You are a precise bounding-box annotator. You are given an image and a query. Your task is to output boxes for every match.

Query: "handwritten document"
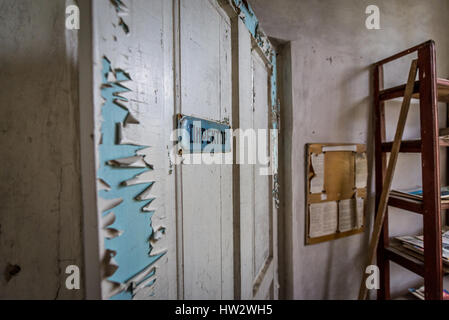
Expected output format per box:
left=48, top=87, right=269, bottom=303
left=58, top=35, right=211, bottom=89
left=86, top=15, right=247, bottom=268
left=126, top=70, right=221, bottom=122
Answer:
left=309, top=201, right=338, bottom=238
left=310, top=153, right=325, bottom=193
left=338, top=199, right=356, bottom=232
left=338, top=198, right=365, bottom=232
left=356, top=197, right=364, bottom=228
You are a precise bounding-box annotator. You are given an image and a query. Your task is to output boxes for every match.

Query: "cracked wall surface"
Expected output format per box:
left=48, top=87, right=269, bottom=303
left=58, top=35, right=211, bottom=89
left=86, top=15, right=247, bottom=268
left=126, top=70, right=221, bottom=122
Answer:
left=0, top=0, right=84, bottom=299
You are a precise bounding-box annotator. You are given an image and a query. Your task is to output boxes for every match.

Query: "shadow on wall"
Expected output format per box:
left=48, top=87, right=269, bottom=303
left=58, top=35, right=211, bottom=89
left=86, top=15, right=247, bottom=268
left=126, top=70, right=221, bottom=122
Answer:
left=0, top=0, right=84, bottom=299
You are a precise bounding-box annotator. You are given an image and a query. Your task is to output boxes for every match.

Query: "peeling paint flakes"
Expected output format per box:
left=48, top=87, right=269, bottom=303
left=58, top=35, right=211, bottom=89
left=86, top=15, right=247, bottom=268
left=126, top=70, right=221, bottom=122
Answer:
left=104, top=227, right=123, bottom=239
left=98, top=178, right=111, bottom=191
left=102, top=211, right=117, bottom=228
left=121, top=170, right=158, bottom=187
left=107, top=155, right=148, bottom=168
left=102, top=280, right=125, bottom=300
left=98, top=56, right=163, bottom=300
left=142, top=198, right=158, bottom=213
left=125, top=264, right=155, bottom=288
left=114, top=69, right=132, bottom=82
left=109, top=0, right=130, bottom=35
left=99, top=197, right=123, bottom=213
left=102, top=212, right=123, bottom=239
left=124, top=112, right=140, bottom=125
left=122, top=263, right=158, bottom=299
left=150, top=226, right=166, bottom=244
left=134, top=276, right=156, bottom=293
left=101, top=249, right=119, bottom=279
left=135, top=183, right=156, bottom=201
left=119, top=18, right=130, bottom=35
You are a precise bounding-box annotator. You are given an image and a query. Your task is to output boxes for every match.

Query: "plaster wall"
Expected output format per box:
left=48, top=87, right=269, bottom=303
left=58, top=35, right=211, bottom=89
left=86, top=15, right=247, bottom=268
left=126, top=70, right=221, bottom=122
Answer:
left=251, top=0, right=449, bottom=299
left=0, top=0, right=84, bottom=299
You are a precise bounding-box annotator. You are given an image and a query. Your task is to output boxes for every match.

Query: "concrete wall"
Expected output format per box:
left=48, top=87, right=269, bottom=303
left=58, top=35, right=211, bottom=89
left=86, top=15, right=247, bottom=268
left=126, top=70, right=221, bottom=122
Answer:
left=0, top=0, right=84, bottom=299
left=251, top=0, right=449, bottom=299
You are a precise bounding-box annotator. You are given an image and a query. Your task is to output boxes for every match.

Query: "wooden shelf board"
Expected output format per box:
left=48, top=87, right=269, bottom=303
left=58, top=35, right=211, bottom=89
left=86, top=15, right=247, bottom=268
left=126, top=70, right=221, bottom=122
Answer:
left=385, top=242, right=449, bottom=275
left=388, top=195, right=449, bottom=213
left=381, top=140, right=421, bottom=153
left=379, top=78, right=449, bottom=103
left=381, top=137, right=449, bottom=153
left=384, top=245, right=425, bottom=277
left=388, top=196, right=423, bottom=213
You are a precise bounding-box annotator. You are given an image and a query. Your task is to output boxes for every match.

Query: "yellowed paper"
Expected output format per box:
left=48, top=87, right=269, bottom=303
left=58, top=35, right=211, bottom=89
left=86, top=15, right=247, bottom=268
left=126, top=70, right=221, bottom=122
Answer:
left=338, top=199, right=356, bottom=232
left=355, top=153, right=368, bottom=188
left=309, top=201, right=338, bottom=238
left=356, top=197, right=364, bottom=228
left=310, top=153, right=324, bottom=193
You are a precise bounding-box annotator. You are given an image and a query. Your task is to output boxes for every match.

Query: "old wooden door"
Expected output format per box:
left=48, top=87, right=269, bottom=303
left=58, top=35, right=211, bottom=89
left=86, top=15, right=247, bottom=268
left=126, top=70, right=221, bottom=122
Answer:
left=90, top=0, right=280, bottom=300
left=88, top=0, right=278, bottom=300
left=174, top=0, right=234, bottom=299
left=174, top=1, right=278, bottom=300
left=234, top=17, right=279, bottom=300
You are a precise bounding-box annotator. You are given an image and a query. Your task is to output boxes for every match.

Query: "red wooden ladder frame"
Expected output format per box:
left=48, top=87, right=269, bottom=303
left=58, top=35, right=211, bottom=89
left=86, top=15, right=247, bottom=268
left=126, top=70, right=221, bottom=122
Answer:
left=373, top=40, right=443, bottom=300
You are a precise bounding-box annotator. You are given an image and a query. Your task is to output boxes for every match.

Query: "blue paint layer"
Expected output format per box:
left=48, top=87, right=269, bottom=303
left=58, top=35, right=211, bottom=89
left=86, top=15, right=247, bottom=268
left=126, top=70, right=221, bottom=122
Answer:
left=178, top=115, right=232, bottom=153
left=233, top=0, right=259, bottom=36
left=99, top=1, right=278, bottom=300
left=233, top=0, right=278, bottom=127
left=98, top=57, right=163, bottom=300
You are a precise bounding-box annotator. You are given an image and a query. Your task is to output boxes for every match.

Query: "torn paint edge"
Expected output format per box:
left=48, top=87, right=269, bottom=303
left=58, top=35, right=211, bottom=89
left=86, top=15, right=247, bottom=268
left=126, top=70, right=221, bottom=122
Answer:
left=230, top=0, right=279, bottom=201
left=98, top=56, right=165, bottom=300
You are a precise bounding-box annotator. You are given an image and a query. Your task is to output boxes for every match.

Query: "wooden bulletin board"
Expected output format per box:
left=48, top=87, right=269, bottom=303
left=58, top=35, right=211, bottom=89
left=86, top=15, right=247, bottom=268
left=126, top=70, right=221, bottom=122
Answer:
left=306, top=143, right=367, bottom=245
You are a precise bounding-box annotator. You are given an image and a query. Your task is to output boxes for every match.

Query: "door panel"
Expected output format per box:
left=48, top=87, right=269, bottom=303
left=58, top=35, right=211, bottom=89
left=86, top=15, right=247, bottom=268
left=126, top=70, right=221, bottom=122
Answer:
left=174, top=0, right=277, bottom=300
left=253, top=51, right=271, bottom=278
left=178, top=0, right=233, bottom=299
left=236, top=17, right=277, bottom=300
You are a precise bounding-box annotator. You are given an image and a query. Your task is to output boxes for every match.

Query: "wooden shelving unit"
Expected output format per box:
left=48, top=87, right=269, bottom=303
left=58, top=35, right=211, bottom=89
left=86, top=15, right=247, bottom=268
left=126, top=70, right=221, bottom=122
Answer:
left=374, top=40, right=448, bottom=300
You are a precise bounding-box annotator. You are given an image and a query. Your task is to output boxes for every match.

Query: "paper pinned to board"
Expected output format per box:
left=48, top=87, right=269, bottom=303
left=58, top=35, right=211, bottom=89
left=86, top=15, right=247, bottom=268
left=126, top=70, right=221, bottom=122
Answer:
left=310, top=153, right=325, bottom=193
left=309, top=201, right=338, bottom=238
left=338, top=199, right=357, bottom=232
left=322, top=145, right=357, bottom=152
left=338, top=198, right=365, bottom=232
left=355, top=153, right=368, bottom=188
left=356, top=197, right=364, bottom=228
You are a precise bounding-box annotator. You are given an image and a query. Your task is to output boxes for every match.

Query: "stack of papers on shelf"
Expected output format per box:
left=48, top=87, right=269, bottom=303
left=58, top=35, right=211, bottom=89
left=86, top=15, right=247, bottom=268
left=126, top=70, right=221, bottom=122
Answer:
left=408, top=286, right=449, bottom=300
left=395, top=230, right=449, bottom=266
left=390, top=186, right=449, bottom=203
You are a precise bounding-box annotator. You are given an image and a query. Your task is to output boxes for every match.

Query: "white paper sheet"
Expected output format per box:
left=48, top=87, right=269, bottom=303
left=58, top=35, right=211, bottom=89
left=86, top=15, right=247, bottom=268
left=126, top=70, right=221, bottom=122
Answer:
left=310, top=153, right=325, bottom=193
left=322, top=145, right=357, bottom=152
left=355, top=153, right=368, bottom=188
left=338, top=199, right=356, bottom=232
left=309, top=201, right=338, bottom=238
left=356, top=197, right=364, bottom=228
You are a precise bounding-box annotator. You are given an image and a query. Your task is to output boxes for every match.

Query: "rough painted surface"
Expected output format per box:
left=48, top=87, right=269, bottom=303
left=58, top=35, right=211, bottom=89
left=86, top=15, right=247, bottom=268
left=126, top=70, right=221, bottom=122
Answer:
left=93, top=0, right=176, bottom=300
left=0, top=0, right=84, bottom=299
left=232, top=0, right=277, bottom=109
left=251, top=0, right=449, bottom=299
left=231, top=0, right=279, bottom=202
left=97, top=57, right=164, bottom=300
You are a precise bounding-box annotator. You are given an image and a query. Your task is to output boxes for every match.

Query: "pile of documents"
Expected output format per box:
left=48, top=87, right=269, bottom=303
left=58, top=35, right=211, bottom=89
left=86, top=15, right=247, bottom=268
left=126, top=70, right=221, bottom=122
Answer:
left=408, top=286, right=449, bottom=300
left=390, top=186, right=449, bottom=203
left=395, top=230, right=449, bottom=267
